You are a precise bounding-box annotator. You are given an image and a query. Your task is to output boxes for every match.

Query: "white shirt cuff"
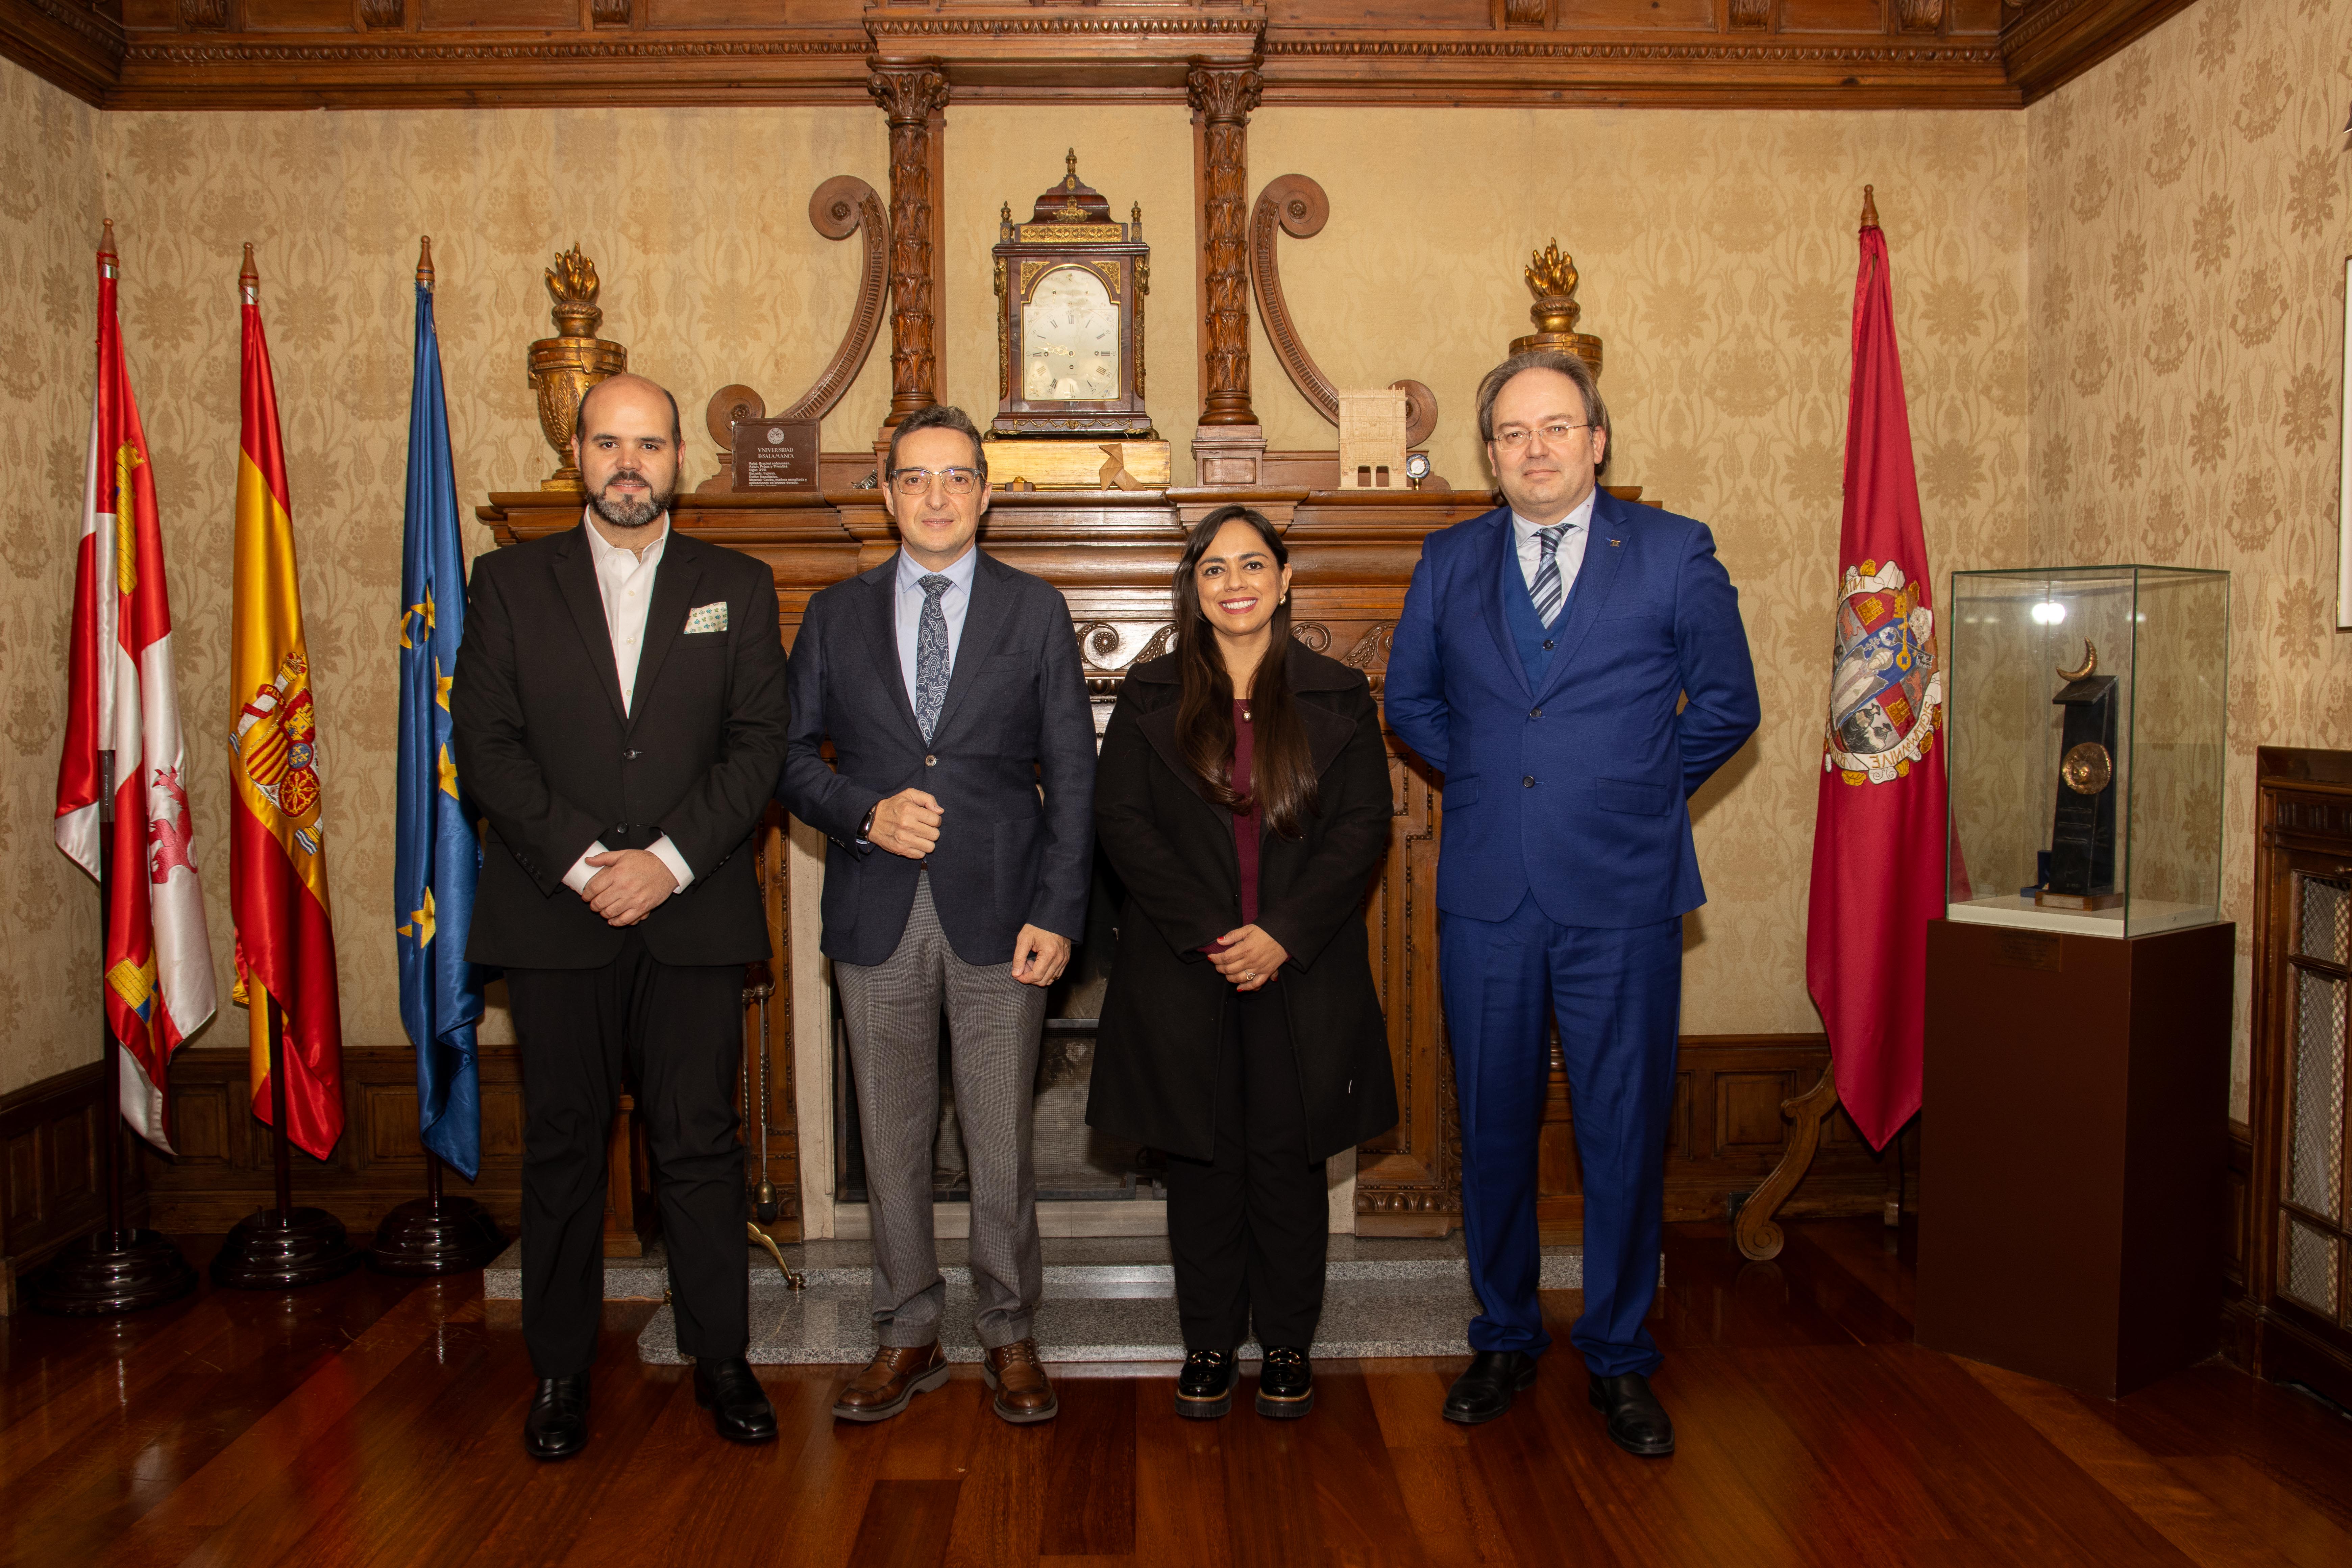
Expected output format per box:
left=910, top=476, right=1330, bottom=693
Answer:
left=647, top=834, right=694, bottom=892
left=562, top=840, right=609, bottom=896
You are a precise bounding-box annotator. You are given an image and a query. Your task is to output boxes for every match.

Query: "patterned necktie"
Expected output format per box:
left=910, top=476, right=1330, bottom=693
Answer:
left=914, top=573, right=954, bottom=741
left=1529, top=522, right=1572, bottom=627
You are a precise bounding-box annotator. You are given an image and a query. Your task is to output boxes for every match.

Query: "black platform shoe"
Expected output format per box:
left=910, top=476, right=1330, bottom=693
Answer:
left=1176, top=1348, right=1238, bottom=1420
left=1589, top=1372, right=1675, bottom=1457
left=695, top=1356, right=779, bottom=1445
left=1256, top=1346, right=1314, bottom=1419
left=1441, top=1350, right=1537, bottom=1425
left=524, top=1371, right=590, bottom=1461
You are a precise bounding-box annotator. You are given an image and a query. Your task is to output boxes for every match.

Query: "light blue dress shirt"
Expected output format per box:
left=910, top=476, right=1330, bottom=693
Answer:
left=893, top=543, right=979, bottom=717
left=1510, top=488, right=1597, bottom=617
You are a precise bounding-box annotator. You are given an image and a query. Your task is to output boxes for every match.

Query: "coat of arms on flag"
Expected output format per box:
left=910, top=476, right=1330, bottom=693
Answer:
left=1824, top=558, right=1941, bottom=786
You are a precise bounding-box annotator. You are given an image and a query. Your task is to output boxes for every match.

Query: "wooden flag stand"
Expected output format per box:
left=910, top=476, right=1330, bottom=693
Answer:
left=211, top=994, right=361, bottom=1289
left=30, top=753, right=200, bottom=1316
left=371, top=1152, right=505, bottom=1275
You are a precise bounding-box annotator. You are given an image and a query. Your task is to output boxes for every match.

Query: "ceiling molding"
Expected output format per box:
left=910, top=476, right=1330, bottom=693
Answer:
left=2000, top=0, right=2198, bottom=104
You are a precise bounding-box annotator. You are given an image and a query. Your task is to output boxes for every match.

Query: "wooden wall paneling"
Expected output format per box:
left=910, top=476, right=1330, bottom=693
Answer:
left=0, top=1060, right=149, bottom=1314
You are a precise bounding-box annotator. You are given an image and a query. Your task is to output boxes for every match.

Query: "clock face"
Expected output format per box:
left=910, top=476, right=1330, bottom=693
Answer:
left=1022, top=266, right=1119, bottom=402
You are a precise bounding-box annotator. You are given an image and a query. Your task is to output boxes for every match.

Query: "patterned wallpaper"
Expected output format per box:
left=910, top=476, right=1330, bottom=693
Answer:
left=2026, top=0, right=2352, bottom=1120
left=1246, top=106, right=2033, bottom=1034
left=0, top=64, right=104, bottom=1096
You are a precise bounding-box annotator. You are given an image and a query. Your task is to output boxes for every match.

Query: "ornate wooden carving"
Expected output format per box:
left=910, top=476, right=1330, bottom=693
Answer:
left=784, top=175, right=891, bottom=423
left=525, top=244, right=627, bottom=490
left=2001, top=0, right=2197, bottom=104
left=1187, top=63, right=1263, bottom=432
left=591, top=0, right=631, bottom=26
left=178, top=0, right=229, bottom=30
left=1731, top=1068, right=1841, bottom=1260
left=1898, top=0, right=1945, bottom=32
left=1501, top=0, right=1549, bottom=28
left=1728, top=0, right=1772, bottom=27
left=1248, top=173, right=1438, bottom=448
left=360, top=0, right=403, bottom=29
left=869, top=63, right=950, bottom=430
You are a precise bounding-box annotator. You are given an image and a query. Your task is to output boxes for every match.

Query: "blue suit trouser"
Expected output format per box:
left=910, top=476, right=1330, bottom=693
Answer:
left=1440, top=892, right=1681, bottom=1377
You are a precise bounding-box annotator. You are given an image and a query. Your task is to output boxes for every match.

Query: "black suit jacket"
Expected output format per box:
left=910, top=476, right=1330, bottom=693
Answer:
left=450, top=523, right=790, bottom=971
left=777, top=548, right=1094, bottom=967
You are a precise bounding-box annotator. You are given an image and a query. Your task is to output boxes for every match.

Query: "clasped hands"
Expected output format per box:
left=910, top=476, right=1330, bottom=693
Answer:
left=870, top=787, right=1070, bottom=989
left=583, top=848, right=678, bottom=927
left=1208, top=925, right=1288, bottom=993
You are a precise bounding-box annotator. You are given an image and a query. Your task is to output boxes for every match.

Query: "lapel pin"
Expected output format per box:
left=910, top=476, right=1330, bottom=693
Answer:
left=1609, top=539, right=1621, bottom=547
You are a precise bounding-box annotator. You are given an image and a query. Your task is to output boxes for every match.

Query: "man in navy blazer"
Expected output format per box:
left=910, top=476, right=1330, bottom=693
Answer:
left=1386, top=348, right=1759, bottom=1453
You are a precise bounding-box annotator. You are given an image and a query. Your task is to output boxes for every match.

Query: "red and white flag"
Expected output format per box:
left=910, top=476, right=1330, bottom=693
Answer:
left=53, top=221, right=217, bottom=1152
left=1804, top=190, right=1947, bottom=1152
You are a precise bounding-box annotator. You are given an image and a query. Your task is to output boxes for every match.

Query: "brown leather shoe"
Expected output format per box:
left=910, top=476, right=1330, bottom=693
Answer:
left=981, top=1339, right=1059, bottom=1424
left=832, top=1342, right=950, bottom=1423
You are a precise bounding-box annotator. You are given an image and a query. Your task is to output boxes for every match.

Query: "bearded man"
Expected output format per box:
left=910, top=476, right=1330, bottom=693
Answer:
left=451, top=373, right=792, bottom=1459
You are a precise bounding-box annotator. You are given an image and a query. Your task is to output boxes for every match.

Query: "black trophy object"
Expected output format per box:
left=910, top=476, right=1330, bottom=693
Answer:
left=371, top=1149, right=505, bottom=1275
left=29, top=752, right=200, bottom=1317
left=211, top=993, right=362, bottom=1289
left=2038, top=639, right=2123, bottom=912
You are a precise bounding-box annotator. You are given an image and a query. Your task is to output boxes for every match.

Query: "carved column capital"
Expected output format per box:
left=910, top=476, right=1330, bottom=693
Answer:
left=1185, top=63, right=1264, bottom=126
left=868, top=63, right=951, bottom=127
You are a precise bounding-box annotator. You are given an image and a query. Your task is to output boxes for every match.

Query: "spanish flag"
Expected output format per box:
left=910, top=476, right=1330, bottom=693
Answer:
left=229, top=243, right=344, bottom=1161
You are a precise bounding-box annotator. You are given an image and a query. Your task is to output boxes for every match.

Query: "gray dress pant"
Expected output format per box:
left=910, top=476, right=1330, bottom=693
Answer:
left=834, top=873, right=1047, bottom=1348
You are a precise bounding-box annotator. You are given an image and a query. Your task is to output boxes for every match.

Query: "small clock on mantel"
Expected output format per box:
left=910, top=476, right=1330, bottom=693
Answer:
left=990, top=150, right=1154, bottom=440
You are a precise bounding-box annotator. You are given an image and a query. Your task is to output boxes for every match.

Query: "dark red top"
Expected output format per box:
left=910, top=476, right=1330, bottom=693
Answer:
left=1204, top=699, right=1261, bottom=955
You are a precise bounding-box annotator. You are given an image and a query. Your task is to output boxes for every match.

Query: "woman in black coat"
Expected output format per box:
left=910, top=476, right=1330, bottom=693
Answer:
left=1087, top=505, right=1400, bottom=1422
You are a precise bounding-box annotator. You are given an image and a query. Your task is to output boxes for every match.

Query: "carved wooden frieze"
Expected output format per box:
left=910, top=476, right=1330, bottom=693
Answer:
left=1187, top=63, right=1263, bottom=433
left=869, top=64, right=951, bottom=428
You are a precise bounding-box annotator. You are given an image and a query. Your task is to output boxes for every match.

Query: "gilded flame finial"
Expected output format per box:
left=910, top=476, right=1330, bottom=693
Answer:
left=544, top=242, right=603, bottom=337
left=1511, top=238, right=1602, bottom=374
left=1525, top=239, right=1578, bottom=304
left=528, top=241, right=627, bottom=489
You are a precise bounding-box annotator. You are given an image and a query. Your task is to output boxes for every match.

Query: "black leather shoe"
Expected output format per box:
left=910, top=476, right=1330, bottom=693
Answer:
left=1175, top=1348, right=1238, bottom=1420
left=524, top=1371, right=590, bottom=1461
left=1441, top=1350, right=1537, bottom=1425
left=1589, top=1372, right=1675, bottom=1457
left=695, top=1356, right=778, bottom=1445
left=1256, top=1346, right=1314, bottom=1419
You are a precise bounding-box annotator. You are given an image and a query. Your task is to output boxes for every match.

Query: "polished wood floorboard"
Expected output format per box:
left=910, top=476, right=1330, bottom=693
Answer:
left=3, top=1221, right=2348, bottom=1568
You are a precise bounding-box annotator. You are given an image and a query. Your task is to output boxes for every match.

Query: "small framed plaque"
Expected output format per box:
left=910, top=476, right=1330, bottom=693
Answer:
left=732, top=418, right=819, bottom=491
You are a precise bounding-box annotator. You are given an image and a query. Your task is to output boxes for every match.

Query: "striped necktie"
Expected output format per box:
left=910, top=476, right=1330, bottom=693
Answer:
left=1529, top=522, right=1572, bottom=627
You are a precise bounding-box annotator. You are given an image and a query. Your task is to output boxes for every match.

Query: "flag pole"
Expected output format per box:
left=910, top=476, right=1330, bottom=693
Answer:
left=370, top=234, right=505, bottom=1278
left=29, top=749, right=200, bottom=1315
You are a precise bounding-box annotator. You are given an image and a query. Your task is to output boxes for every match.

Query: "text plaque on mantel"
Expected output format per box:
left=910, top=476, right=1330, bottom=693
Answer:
left=732, top=419, right=819, bottom=491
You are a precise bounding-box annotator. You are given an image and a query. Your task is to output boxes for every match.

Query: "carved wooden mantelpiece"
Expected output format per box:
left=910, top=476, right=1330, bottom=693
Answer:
left=3, top=0, right=2186, bottom=111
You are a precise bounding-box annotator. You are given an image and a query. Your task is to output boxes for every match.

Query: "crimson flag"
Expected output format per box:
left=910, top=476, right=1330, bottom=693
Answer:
left=1805, top=192, right=1947, bottom=1152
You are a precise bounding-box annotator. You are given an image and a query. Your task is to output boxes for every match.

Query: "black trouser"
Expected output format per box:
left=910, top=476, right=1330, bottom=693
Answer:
left=1163, top=979, right=1327, bottom=1352
left=508, top=932, right=749, bottom=1378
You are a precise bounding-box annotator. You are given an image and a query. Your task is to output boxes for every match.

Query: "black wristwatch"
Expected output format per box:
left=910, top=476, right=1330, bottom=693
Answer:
left=859, top=804, right=878, bottom=840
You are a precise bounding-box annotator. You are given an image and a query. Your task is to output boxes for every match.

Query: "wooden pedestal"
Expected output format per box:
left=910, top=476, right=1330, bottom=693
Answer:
left=1916, top=917, right=2233, bottom=1398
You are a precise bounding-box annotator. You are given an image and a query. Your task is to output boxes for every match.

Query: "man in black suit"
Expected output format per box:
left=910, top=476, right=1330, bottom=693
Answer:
left=451, top=373, right=790, bottom=1459
left=778, top=403, right=1094, bottom=1426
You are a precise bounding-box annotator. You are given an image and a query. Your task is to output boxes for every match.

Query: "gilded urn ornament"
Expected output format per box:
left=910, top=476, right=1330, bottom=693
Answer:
left=1511, top=239, right=1604, bottom=374
left=527, top=243, right=628, bottom=490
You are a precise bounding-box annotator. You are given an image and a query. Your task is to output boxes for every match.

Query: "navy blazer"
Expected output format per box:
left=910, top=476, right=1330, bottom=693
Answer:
left=1383, top=494, right=1760, bottom=928
left=776, top=547, right=1096, bottom=967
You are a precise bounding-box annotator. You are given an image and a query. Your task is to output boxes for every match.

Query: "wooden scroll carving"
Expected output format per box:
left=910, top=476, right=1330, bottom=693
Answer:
left=1731, top=1067, right=1841, bottom=1261
left=694, top=175, right=888, bottom=492
left=869, top=63, right=951, bottom=428
left=1247, top=173, right=1438, bottom=449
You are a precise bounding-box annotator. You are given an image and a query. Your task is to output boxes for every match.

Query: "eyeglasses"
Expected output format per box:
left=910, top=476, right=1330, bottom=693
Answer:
left=890, top=466, right=982, bottom=496
left=1491, top=421, right=1592, bottom=452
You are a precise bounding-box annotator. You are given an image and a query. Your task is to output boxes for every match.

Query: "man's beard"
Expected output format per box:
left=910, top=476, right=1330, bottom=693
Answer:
left=588, top=470, right=673, bottom=532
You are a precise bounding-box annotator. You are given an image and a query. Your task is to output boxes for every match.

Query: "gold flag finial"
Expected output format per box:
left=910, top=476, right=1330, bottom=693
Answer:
left=98, top=217, right=117, bottom=258
left=417, top=235, right=436, bottom=290
left=1860, top=185, right=1880, bottom=231
left=240, top=242, right=259, bottom=305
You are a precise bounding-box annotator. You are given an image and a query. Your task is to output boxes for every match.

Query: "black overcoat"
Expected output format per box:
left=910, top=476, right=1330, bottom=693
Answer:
left=1085, top=644, right=1401, bottom=1163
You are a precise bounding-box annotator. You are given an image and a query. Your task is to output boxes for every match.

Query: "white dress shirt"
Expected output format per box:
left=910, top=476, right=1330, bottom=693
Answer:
left=893, top=542, right=979, bottom=714
left=561, top=514, right=694, bottom=898
left=1511, top=489, right=1598, bottom=619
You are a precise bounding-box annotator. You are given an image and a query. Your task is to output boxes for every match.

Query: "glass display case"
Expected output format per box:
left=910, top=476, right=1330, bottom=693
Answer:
left=1946, top=565, right=2228, bottom=939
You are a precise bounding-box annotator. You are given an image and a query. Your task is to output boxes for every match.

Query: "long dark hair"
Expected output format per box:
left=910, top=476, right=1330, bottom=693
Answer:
left=1170, top=506, right=1320, bottom=838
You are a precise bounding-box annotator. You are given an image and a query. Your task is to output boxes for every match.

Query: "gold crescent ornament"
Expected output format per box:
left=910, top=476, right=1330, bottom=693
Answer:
left=2056, top=639, right=2097, bottom=682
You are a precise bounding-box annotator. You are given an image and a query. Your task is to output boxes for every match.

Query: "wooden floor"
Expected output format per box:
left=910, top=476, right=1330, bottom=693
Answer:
left=4, top=1220, right=2350, bottom=1568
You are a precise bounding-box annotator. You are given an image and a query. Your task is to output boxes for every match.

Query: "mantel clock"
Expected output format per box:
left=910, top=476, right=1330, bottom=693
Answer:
left=991, top=151, right=1154, bottom=440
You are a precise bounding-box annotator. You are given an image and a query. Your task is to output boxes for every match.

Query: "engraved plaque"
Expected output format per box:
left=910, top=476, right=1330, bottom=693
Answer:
left=731, top=419, right=819, bottom=491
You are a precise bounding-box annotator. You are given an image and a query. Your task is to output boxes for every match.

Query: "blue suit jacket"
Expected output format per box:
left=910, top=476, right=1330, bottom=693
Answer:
left=1384, top=494, right=1761, bottom=928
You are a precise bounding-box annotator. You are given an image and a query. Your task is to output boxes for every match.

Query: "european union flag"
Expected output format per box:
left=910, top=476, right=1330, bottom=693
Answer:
left=395, top=242, right=486, bottom=1180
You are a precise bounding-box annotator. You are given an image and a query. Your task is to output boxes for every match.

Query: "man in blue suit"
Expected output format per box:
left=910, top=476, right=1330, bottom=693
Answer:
left=1386, top=349, right=1759, bottom=1453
